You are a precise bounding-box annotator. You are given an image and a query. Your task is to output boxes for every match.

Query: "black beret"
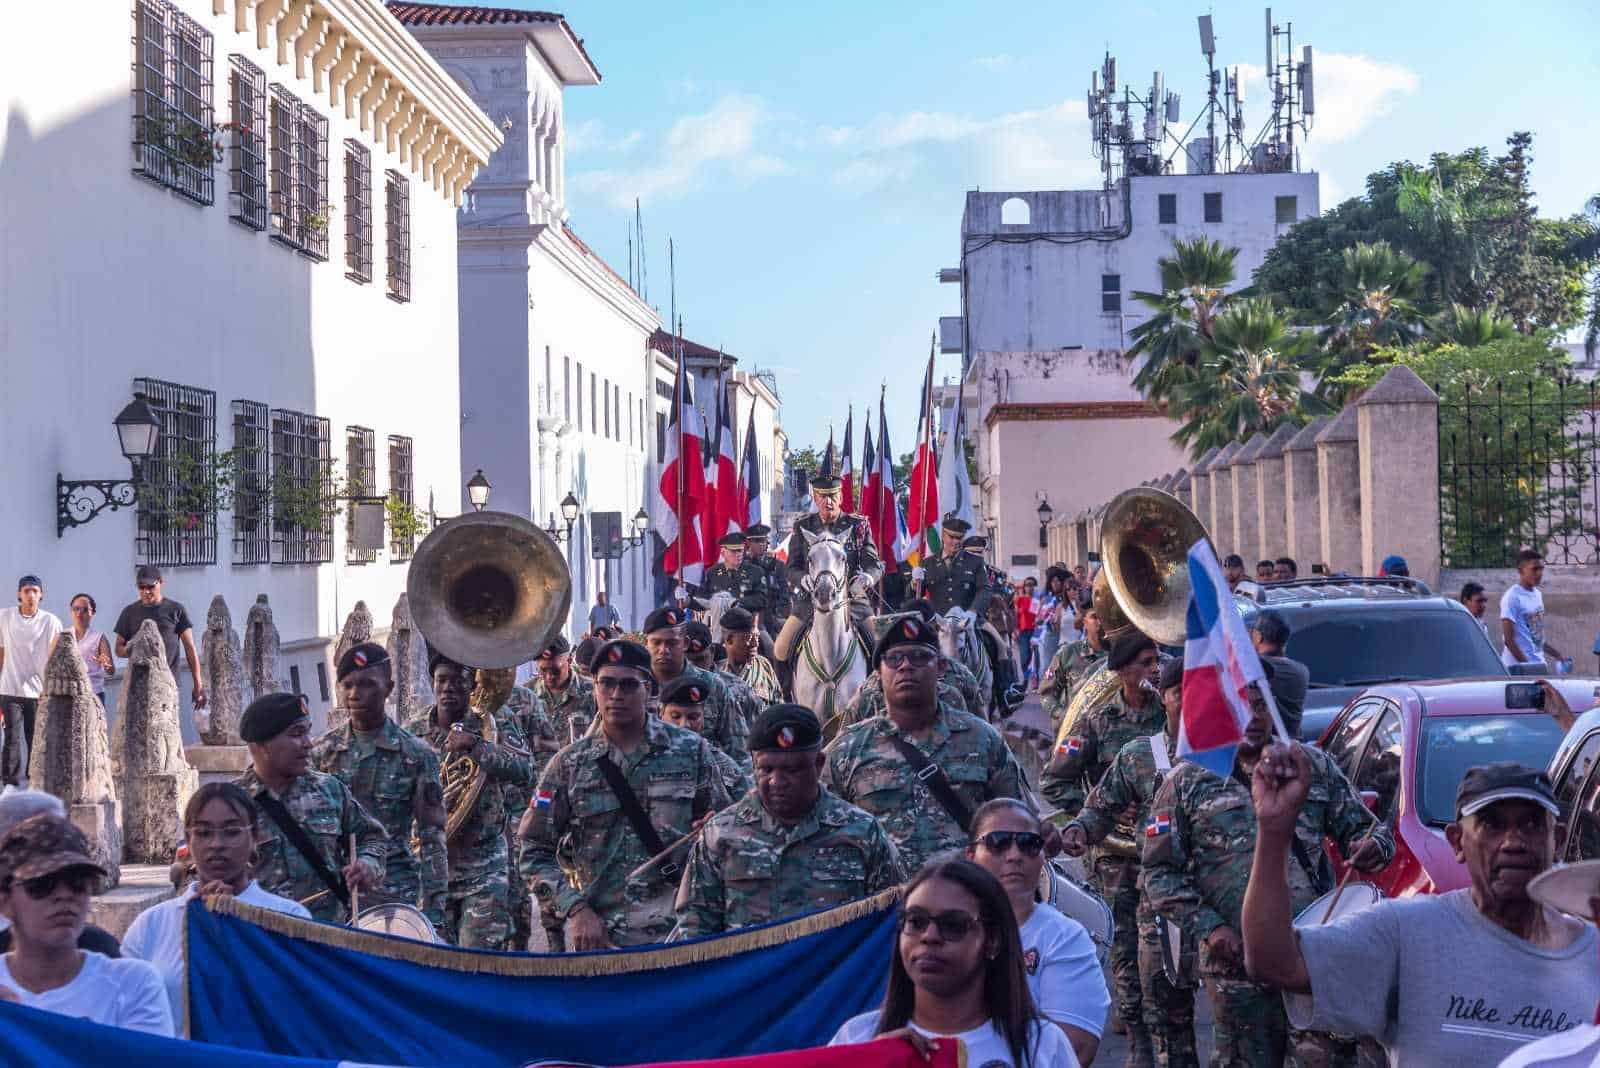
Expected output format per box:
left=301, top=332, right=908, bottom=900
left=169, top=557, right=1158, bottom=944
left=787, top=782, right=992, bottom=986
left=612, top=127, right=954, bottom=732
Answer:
left=743, top=524, right=771, bottom=539
left=684, top=621, right=713, bottom=652
left=720, top=606, right=756, bottom=633
left=717, top=532, right=744, bottom=548
left=336, top=641, right=390, bottom=682
left=643, top=606, right=686, bottom=634
left=539, top=634, right=571, bottom=659
left=1106, top=632, right=1156, bottom=671
left=590, top=639, right=651, bottom=675
left=239, top=693, right=309, bottom=743
left=574, top=636, right=600, bottom=670
left=872, top=615, right=939, bottom=670
left=750, top=704, right=823, bottom=753
left=1158, top=657, right=1185, bottom=692
left=660, top=676, right=708, bottom=706
left=427, top=649, right=472, bottom=679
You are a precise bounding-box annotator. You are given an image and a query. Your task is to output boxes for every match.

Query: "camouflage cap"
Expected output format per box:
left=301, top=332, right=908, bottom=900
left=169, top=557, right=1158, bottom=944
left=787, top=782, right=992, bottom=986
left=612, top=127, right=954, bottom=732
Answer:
left=0, top=814, right=105, bottom=887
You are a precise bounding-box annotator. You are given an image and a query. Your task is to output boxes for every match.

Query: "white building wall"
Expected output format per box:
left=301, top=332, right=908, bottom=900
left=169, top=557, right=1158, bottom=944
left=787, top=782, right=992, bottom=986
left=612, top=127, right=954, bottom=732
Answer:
left=0, top=2, right=488, bottom=732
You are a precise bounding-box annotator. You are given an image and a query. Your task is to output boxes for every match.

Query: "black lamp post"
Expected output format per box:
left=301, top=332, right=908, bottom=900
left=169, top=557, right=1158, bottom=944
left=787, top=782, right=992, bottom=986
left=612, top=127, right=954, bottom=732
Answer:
left=466, top=469, right=492, bottom=512
left=57, top=393, right=163, bottom=536
left=1037, top=496, right=1053, bottom=550
left=545, top=491, right=580, bottom=543
left=624, top=507, right=650, bottom=549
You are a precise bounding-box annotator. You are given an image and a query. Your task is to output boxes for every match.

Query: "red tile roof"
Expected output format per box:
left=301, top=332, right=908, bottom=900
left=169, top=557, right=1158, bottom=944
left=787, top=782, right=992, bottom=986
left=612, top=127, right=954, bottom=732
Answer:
left=649, top=329, right=730, bottom=363
left=386, top=3, right=562, bottom=26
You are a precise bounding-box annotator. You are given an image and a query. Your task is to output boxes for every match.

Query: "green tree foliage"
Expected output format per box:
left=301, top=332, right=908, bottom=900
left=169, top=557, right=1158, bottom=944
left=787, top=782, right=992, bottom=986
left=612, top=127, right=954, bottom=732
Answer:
left=1317, top=241, right=1431, bottom=384
left=1125, top=236, right=1240, bottom=402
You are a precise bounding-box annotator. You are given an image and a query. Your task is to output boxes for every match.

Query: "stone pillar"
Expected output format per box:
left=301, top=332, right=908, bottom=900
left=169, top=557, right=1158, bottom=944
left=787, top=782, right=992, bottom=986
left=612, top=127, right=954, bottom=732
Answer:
left=1189, top=447, right=1219, bottom=536
left=1231, top=433, right=1268, bottom=558
left=327, top=601, right=375, bottom=731
left=1358, top=366, right=1442, bottom=586
left=1317, top=407, right=1363, bottom=573
left=1254, top=425, right=1298, bottom=561
left=1284, top=418, right=1327, bottom=569
left=386, top=593, right=432, bottom=726
left=199, top=595, right=244, bottom=745
left=242, top=595, right=282, bottom=703
left=112, top=620, right=198, bottom=864
left=1208, top=440, right=1242, bottom=556
left=31, top=634, right=121, bottom=887
left=1169, top=469, right=1190, bottom=512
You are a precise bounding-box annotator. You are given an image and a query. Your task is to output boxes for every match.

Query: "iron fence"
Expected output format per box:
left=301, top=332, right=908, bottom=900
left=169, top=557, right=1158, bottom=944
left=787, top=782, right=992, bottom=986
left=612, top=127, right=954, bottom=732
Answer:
left=1438, top=377, right=1600, bottom=567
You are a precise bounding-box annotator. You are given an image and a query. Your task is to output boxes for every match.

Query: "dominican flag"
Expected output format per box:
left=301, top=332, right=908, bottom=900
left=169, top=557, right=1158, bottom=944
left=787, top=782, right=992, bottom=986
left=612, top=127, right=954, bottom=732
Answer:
left=738, top=404, right=761, bottom=529
left=1178, top=540, right=1287, bottom=775
left=904, top=340, right=940, bottom=567
left=702, top=365, right=740, bottom=562
left=1145, top=811, right=1171, bottom=838
left=860, top=416, right=879, bottom=546
left=655, top=353, right=708, bottom=582
left=840, top=406, right=855, bottom=514
left=872, top=394, right=900, bottom=574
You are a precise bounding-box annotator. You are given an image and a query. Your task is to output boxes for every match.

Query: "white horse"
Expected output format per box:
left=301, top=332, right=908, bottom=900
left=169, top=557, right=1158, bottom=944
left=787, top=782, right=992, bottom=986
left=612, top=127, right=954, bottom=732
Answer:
left=935, top=607, right=994, bottom=715
left=791, top=529, right=868, bottom=724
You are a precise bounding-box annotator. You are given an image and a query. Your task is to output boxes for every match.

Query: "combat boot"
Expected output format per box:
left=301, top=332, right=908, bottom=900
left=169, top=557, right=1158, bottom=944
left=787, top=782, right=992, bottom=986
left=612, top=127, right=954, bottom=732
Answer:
left=1124, top=1026, right=1155, bottom=1068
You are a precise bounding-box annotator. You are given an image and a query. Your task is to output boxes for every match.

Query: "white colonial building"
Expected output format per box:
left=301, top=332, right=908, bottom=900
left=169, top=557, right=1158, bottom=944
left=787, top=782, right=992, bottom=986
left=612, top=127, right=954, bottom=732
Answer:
left=0, top=1, right=499, bottom=726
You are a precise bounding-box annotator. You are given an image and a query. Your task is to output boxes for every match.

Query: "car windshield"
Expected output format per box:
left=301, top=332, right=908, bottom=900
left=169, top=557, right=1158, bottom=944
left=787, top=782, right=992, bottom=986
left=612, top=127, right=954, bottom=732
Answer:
left=1284, top=613, right=1503, bottom=688
left=1416, top=714, right=1566, bottom=826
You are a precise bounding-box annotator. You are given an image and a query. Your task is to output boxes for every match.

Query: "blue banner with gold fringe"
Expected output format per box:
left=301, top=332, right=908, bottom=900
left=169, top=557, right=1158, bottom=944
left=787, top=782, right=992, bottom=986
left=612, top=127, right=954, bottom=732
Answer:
left=185, top=888, right=902, bottom=1066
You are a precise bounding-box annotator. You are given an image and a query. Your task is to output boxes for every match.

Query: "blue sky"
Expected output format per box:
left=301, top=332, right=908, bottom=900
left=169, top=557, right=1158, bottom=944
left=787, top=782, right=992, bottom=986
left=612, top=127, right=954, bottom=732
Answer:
left=516, top=0, right=1598, bottom=452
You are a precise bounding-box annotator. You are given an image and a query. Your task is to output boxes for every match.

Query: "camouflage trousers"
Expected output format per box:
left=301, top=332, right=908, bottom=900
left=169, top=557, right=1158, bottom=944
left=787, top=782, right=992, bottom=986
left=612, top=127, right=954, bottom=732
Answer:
left=504, top=832, right=532, bottom=950
left=1137, top=916, right=1198, bottom=1068
left=1096, top=854, right=1143, bottom=1029
left=443, top=868, right=512, bottom=951
left=1206, top=974, right=1357, bottom=1068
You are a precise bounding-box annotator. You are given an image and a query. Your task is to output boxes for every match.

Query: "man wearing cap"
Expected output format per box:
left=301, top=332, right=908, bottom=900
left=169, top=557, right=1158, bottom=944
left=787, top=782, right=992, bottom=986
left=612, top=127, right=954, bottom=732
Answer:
left=821, top=616, right=1029, bottom=872
left=672, top=704, right=903, bottom=941
left=519, top=639, right=731, bottom=950
left=836, top=607, right=985, bottom=731
left=1062, top=657, right=1198, bottom=1068
left=1243, top=761, right=1600, bottom=1067
left=914, top=516, right=992, bottom=620
left=684, top=620, right=765, bottom=730
left=310, top=642, right=448, bottom=931
left=0, top=575, right=63, bottom=787
left=1251, top=611, right=1311, bottom=737
left=776, top=460, right=882, bottom=665
left=660, top=676, right=751, bottom=801
left=720, top=606, right=783, bottom=705
left=743, top=525, right=790, bottom=638
left=642, top=607, right=750, bottom=769
left=112, top=565, right=203, bottom=711
left=534, top=635, right=596, bottom=745
left=699, top=533, right=768, bottom=616
left=1039, top=606, right=1108, bottom=734
left=1143, top=672, right=1392, bottom=1068
left=234, top=693, right=387, bottom=923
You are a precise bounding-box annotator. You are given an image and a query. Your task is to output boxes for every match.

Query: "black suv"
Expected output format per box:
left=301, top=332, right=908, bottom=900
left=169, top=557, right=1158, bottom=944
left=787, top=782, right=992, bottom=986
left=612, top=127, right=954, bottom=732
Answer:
left=1234, top=578, right=1507, bottom=742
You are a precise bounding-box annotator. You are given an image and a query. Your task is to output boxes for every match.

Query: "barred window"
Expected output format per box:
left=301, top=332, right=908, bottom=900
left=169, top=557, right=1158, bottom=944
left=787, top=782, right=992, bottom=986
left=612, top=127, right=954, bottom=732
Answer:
left=227, top=55, right=267, bottom=230
left=388, top=435, right=416, bottom=559
left=345, top=426, right=377, bottom=563
left=231, top=400, right=271, bottom=565
left=268, top=84, right=330, bottom=258
left=385, top=169, right=411, bottom=302
left=344, top=139, right=372, bottom=282
left=270, top=408, right=333, bottom=564
left=134, top=377, right=218, bottom=567
left=131, top=0, right=215, bottom=205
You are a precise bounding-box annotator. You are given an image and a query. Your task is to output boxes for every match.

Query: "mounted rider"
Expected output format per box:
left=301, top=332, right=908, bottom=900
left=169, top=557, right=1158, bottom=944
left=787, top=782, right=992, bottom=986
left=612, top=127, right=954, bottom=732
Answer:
left=774, top=455, right=882, bottom=666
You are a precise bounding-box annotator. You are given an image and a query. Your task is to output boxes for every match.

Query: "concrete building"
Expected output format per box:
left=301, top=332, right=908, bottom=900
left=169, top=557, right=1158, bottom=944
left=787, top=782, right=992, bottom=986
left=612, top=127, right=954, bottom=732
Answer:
left=1, top=0, right=499, bottom=730
left=941, top=171, right=1319, bottom=575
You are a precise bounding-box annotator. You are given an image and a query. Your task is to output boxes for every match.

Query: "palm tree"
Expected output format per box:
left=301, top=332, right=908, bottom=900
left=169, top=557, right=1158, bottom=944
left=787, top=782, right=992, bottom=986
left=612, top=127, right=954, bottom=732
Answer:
left=1126, top=236, right=1240, bottom=402
left=1429, top=303, right=1517, bottom=346
left=1167, top=298, right=1328, bottom=454
left=1318, top=241, right=1430, bottom=384
left=1584, top=194, right=1600, bottom=359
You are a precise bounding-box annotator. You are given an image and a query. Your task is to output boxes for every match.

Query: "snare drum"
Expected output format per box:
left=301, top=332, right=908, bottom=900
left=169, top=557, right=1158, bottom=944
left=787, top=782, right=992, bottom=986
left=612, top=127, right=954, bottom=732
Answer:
left=1293, top=882, right=1381, bottom=928
left=354, top=903, right=443, bottom=943
left=1037, top=860, right=1115, bottom=964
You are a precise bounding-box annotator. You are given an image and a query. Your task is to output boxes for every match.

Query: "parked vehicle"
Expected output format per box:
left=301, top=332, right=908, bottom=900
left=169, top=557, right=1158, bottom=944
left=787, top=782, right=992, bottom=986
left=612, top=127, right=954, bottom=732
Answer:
left=1543, top=696, right=1600, bottom=861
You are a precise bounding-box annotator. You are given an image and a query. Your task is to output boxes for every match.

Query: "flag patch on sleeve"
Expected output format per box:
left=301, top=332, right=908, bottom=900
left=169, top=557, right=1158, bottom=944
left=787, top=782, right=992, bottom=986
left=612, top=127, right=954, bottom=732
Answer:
left=1057, top=737, right=1083, bottom=756
left=1146, top=812, right=1171, bottom=837
left=533, top=788, right=555, bottom=809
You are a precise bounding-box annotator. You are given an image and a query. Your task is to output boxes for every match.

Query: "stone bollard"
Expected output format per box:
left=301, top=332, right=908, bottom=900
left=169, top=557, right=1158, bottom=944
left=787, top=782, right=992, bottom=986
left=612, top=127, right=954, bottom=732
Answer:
left=1358, top=366, right=1442, bottom=586
left=1284, top=418, right=1328, bottom=571
left=1208, top=440, right=1242, bottom=558
left=189, top=595, right=251, bottom=787
left=327, top=600, right=374, bottom=730
left=385, top=593, right=432, bottom=725
left=32, top=634, right=122, bottom=887
left=1317, top=406, right=1363, bottom=574
left=113, top=620, right=198, bottom=864
left=243, top=594, right=283, bottom=702
left=1188, top=446, right=1219, bottom=539
left=1169, top=469, right=1190, bottom=513
left=1254, top=425, right=1298, bottom=562
left=1231, top=433, right=1268, bottom=561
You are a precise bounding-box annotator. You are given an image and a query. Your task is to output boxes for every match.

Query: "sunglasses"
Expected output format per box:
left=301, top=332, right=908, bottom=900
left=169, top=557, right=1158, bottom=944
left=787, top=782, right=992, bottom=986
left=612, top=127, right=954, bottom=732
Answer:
left=882, top=649, right=938, bottom=670
left=18, top=870, right=96, bottom=899
left=899, top=908, right=982, bottom=942
left=595, top=677, right=646, bottom=695
left=978, top=830, right=1045, bottom=856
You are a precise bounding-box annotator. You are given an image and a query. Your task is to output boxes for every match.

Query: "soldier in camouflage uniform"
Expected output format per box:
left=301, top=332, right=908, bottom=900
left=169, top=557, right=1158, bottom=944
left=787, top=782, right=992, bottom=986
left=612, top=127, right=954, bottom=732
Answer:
left=660, top=675, right=751, bottom=801
left=519, top=639, right=731, bottom=950
left=836, top=608, right=984, bottom=731
left=235, top=693, right=386, bottom=923
left=821, top=617, right=1030, bottom=872
left=685, top=621, right=766, bottom=731
left=1039, top=632, right=1165, bottom=1067
left=672, top=703, right=903, bottom=940
left=1143, top=668, right=1394, bottom=1068
left=1039, top=607, right=1108, bottom=733
left=310, top=643, right=448, bottom=930
left=1061, top=657, right=1196, bottom=1068
left=410, top=654, right=536, bottom=950
left=643, top=607, right=750, bottom=769
left=719, top=606, right=783, bottom=705
left=533, top=635, right=597, bottom=745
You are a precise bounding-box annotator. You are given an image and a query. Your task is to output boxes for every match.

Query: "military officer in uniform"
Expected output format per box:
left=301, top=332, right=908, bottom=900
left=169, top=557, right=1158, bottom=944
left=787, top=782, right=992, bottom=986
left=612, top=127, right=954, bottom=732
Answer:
left=775, top=461, right=882, bottom=665
left=719, top=606, right=783, bottom=705
left=643, top=607, right=750, bottom=768
left=519, top=639, right=731, bottom=950
left=1039, top=606, right=1108, bottom=732
left=699, top=532, right=768, bottom=614
left=1143, top=666, right=1393, bottom=1068
left=533, top=635, right=596, bottom=746
left=671, top=703, right=903, bottom=940
left=310, top=642, right=448, bottom=931
left=235, top=693, right=386, bottom=923
left=659, top=675, right=752, bottom=801
left=915, top=516, right=991, bottom=618
left=411, top=652, right=535, bottom=949
left=1061, top=657, right=1197, bottom=1068
left=821, top=616, right=1029, bottom=872
left=1038, top=632, right=1166, bottom=1065
left=743, top=524, right=790, bottom=638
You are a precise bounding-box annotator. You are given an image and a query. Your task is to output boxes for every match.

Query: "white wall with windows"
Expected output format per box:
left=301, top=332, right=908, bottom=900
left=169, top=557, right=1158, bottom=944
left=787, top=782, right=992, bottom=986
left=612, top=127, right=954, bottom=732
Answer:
left=0, top=0, right=498, bottom=727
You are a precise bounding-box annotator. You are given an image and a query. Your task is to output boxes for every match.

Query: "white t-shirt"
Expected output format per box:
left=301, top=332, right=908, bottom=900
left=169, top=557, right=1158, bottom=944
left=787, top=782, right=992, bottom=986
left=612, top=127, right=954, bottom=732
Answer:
left=122, top=880, right=310, bottom=1025
left=0, top=950, right=172, bottom=1036
left=1500, top=584, right=1547, bottom=666
left=1018, top=903, right=1110, bottom=1038
left=0, top=607, right=64, bottom=698
left=832, top=1010, right=1079, bottom=1067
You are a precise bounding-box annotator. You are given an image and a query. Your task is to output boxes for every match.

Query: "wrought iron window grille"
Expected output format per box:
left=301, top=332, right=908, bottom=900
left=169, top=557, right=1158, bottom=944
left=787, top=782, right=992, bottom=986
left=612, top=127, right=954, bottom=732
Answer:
left=131, top=0, right=215, bottom=206
left=134, top=377, right=218, bottom=567
left=344, top=139, right=372, bottom=282
left=385, top=169, right=411, bottom=303
left=227, top=55, right=268, bottom=230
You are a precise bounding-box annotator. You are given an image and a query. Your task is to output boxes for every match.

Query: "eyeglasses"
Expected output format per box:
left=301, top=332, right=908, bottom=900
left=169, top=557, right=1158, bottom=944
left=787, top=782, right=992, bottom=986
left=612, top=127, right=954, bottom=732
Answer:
left=899, top=908, right=982, bottom=941
left=595, top=677, right=646, bottom=695
left=882, top=649, right=938, bottom=670
left=18, top=870, right=96, bottom=899
left=977, top=830, right=1045, bottom=856
left=187, top=822, right=250, bottom=845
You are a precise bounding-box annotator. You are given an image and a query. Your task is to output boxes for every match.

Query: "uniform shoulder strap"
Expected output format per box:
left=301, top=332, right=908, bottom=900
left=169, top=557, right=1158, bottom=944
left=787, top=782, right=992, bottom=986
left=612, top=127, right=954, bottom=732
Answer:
left=888, top=737, right=973, bottom=832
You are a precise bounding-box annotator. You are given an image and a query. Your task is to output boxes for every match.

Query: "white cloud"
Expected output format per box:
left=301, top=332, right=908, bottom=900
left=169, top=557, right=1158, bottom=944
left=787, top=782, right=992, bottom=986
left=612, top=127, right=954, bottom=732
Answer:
left=1235, top=52, right=1418, bottom=145
left=564, top=118, right=642, bottom=157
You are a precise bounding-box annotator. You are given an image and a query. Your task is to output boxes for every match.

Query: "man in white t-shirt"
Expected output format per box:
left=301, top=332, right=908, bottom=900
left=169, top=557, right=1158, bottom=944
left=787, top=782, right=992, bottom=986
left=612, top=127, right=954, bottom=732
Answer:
left=1501, top=551, right=1566, bottom=669
left=0, top=576, right=64, bottom=788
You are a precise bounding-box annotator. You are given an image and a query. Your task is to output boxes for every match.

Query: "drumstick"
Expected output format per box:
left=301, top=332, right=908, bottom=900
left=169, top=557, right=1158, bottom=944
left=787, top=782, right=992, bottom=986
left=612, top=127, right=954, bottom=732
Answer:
left=626, top=812, right=718, bottom=882
left=348, top=833, right=360, bottom=919
left=1319, top=829, right=1376, bottom=925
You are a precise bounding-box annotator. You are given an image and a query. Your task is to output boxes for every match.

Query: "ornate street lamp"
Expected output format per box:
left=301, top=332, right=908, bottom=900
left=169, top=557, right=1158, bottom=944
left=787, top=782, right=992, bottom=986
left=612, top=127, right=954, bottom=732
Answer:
left=545, top=491, right=581, bottom=544
left=625, top=507, right=650, bottom=548
left=57, top=393, right=163, bottom=536
left=466, top=469, right=492, bottom=512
